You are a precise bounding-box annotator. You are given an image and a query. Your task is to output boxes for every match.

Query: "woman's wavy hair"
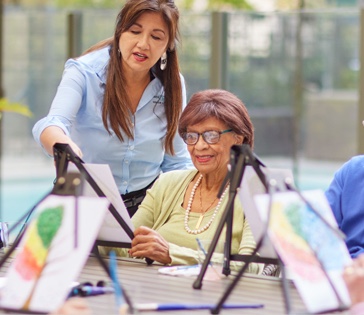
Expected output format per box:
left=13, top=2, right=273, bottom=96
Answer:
left=83, top=0, right=182, bottom=155
left=178, top=89, right=254, bottom=149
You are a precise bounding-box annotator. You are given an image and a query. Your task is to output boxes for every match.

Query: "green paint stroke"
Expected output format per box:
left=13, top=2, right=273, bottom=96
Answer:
left=36, top=206, right=64, bottom=248
left=285, top=202, right=305, bottom=238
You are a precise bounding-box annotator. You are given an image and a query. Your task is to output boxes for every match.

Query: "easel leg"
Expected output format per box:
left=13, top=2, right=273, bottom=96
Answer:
left=193, top=195, right=236, bottom=289
left=211, top=257, right=253, bottom=314
left=0, top=230, right=24, bottom=269
left=91, top=243, right=111, bottom=278
left=223, top=207, right=233, bottom=276
left=280, top=261, right=292, bottom=314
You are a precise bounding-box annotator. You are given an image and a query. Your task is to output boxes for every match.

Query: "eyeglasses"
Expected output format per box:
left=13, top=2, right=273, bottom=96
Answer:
left=182, top=129, right=233, bottom=145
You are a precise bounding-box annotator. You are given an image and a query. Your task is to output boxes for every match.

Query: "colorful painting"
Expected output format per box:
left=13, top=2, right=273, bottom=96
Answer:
left=254, top=190, right=351, bottom=313
left=0, top=195, right=109, bottom=313
left=239, top=166, right=294, bottom=258
left=14, top=206, right=64, bottom=309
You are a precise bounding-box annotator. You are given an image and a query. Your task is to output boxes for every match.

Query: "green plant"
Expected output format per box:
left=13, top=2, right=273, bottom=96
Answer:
left=0, top=98, right=33, bottom=118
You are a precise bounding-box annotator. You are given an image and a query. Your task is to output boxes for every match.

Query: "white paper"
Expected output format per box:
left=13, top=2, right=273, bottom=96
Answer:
left=0, top=195, right=109, bottom=313
left=69, top=163, right=134, bottom=244
left=158, top=265, right=222, bottom=280
left=0, top=277, right=79, bottom=289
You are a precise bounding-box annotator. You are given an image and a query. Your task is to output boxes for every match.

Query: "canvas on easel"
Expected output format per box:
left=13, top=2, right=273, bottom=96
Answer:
left=238, top=166, right=294, bottom=259
left=53, top=143, right=134, bottom=248
left=254, top=190, right=351, bottom=314
left=0, top=193, right=109, bottom=314
left=193, top=144, right=276, bottom=290
left=68, top=162, right=134, bottom=245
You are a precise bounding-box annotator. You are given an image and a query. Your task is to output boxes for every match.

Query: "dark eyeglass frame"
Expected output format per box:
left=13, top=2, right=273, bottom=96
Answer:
left=182, top=129, right=233, bottom=145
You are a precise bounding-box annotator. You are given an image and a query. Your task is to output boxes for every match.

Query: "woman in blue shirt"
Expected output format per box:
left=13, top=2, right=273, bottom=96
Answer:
left=325, top=156, right=364, bottom=258
left=32, top=0, right=192, bottom=217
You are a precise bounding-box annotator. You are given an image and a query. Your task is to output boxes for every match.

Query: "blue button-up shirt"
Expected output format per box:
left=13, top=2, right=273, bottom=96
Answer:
left=32, top=46, right=193, bottom=194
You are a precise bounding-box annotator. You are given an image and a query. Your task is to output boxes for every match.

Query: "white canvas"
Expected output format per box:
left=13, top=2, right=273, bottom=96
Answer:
left=69, top=162, right=134, bottom=244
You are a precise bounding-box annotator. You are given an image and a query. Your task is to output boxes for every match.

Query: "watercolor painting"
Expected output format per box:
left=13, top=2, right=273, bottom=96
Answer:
left=14, top=205, right=64, bottom=309
left=0, top=195, right=109, bottom=313
left=239, top=166, right=294, bottom=258
left=254, top=190, right=351, bottom=313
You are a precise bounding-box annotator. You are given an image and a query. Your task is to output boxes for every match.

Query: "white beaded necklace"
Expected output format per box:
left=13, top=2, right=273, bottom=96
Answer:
left=184, top=174, right=230, bottom=235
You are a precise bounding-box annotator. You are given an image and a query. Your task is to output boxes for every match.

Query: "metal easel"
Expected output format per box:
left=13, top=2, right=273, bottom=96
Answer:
left=192, top=144, right=291, bottom=314
left=53, top=143, right=134, bottom=248
left=192, top=145, right=349, bottom=314
left=0, top=171, right=135, bottom=314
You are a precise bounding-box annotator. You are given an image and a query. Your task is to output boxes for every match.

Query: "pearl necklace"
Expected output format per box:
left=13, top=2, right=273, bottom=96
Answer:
left=184, top=174, right=229, bottom=235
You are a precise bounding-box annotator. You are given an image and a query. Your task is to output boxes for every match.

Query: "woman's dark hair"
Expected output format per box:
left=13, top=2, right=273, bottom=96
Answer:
left=178, top=89, right=254, bottom=148
left=83, top=0, right=182, bottom=155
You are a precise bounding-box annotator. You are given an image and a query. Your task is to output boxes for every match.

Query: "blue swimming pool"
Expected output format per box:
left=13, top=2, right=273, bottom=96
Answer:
left=1, top=177, right=54, bottom=236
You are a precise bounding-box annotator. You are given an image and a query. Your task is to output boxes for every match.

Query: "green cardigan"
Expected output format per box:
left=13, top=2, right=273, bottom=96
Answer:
left=109, top=169, right=260, bottom=274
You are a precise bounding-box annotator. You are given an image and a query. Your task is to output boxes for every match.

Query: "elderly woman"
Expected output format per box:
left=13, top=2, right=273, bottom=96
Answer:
left=113, top=89, right=259, bottom=273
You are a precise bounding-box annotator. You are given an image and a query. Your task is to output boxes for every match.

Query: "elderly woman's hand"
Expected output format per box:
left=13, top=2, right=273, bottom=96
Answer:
left=130, top=226, right=172, bottom=264
left=343, top=254, right=364, bottom=305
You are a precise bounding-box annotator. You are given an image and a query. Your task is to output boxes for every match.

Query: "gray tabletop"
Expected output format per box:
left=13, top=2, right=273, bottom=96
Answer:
left=0, top=253, right=351, bottom=315
left=78, top=256, right=350, bottom=315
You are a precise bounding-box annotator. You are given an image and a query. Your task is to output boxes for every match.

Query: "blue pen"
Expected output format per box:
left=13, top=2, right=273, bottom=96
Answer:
left=109, top=251, right=130, bottom=314
left=135, top=303, right=264, bottom=311
left=196, top=238, right=214, bottom=267
left=196, top=238, right=225, bottom=278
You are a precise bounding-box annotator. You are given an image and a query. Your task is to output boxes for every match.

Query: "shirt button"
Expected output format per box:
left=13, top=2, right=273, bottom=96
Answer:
left=122, top=181, right=127, bottom=185
left=129, top=145, right=134, bottom=150
left=124, top=160, right=129, bottom=164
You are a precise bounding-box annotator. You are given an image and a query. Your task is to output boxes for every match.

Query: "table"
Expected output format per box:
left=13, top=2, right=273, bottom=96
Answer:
left=0, top=253, right=351, bottom=315
left=77, top=256, right=350, bottom=315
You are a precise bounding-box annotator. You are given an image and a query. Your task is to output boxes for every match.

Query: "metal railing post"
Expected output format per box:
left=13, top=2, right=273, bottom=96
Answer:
left=67, top=11, right=83, bottom=59
left=210, top=11, right=229, bottom=90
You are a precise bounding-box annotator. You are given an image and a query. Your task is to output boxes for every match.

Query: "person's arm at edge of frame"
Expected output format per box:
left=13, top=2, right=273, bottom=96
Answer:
left=343, top=254, right=364, bottom=315
left=324, top=162, right=345, bottom=232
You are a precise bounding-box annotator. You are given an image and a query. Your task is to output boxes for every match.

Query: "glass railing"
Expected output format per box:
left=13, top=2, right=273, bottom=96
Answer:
left=2, top=7, right=360, bottom=224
